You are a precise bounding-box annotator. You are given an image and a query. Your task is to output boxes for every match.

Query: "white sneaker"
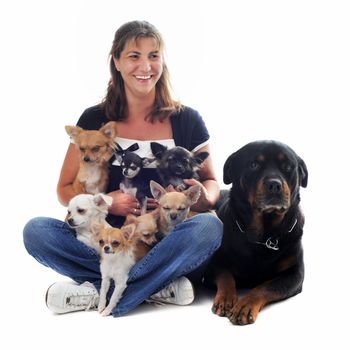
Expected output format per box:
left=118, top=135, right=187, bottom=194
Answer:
left=148, top=276, right=195, bottom=306
left=45, top=281, right=99, bottom=314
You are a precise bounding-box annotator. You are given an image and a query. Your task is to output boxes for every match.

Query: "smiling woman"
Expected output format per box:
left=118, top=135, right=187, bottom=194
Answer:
left=23, top=20, right=223, bottom=318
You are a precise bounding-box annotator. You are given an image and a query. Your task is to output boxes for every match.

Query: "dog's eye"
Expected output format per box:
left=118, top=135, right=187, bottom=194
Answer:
left=92, top=146, right=100, bottom=153
left=282, top=163, right=293, bottom=172
left=111, top=240, right=120, bottom=248
left=67, top=210, right=71, bottom=215
left=250, top=161, right=260, bottom=170
left=99, top=239, right=104, bottom=246
left=163, top=206, right=170, bottom=211
left=178, top=206, right=186, bottom=211
left=77, top=208, right=86, bottom=214
left=79, top=147, right=86, bottom=152
left=143, top=232, right=151, bottom=237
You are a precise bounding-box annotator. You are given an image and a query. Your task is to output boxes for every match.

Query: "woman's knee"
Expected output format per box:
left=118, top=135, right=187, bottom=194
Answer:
left=175, top=213, right=223, bottom=249
left=23, top=217, right=64, bottom=253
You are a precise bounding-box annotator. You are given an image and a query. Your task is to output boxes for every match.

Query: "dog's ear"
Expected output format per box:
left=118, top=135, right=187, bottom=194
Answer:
left=194, top=151, right=209, bottom=165
left=100, top=121, right=117, bottom=139
left=297, top=156, right=308, bottom=188
left=223, top=151, right=239, bottom=185
left=121, top=224, right=136, bottom=241
left=184, top=185, right=202, bottom=205
left=124, top=214, right=138, bottom=225
left=65, top=125, right=82, bottom=143
left=126, top=143, right=140, bottom=152
left=150, top=142, right=167, bottom=159
left=149, top=180, right=166, bottom=201
left=89, top=221, right=103, bottom=237
left=93, top=193, right=113, bottom=208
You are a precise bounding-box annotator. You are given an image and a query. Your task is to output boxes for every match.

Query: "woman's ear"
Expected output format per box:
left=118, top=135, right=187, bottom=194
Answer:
left=113, top=57, right=120, bottom=71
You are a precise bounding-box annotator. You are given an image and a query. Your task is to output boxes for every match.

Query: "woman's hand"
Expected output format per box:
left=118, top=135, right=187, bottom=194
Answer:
left=107, top=190, right=141, bottom=216
left=183, top=178, right=212, bottom=212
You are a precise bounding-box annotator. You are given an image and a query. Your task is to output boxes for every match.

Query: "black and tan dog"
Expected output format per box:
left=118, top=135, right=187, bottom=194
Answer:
left=206, top=140, right=308, bottom=325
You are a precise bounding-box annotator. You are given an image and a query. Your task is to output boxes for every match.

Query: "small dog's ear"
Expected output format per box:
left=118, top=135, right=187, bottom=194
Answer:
left=65, top=125, right=82, bottom=143
left=100, top=121, right=117, bottom=139
left=297, top=156, right=308, bottom=188
left=90, top=221, right=103, bottom=237
left=150, top=142, right=167, bottom=159
left=150, top=180, right=166, bottom=201
left=121, top=224, right=136, bottom=241
left=93, top=193, right=113, bottom=208
left=126, top=143, right=140, bottom=152
left=150, top=208, right=160, bottom=220
left=184, top=185, right=202, bottom=205
left=124, top=214, right=138, bottom=225
left=194, top=152, right=209, bottom=165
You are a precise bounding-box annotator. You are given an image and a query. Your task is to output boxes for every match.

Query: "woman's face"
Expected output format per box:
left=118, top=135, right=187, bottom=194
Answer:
left=114, top=37, right=163, bottom=99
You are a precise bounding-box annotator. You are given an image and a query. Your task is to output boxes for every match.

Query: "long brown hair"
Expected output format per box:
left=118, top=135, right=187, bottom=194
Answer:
left=101, top=20, right=181, bottom=122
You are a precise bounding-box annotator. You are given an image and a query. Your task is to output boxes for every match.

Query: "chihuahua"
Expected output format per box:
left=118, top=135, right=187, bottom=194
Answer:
left=66, top=193, right=113, bottom=252
left=124, top=210, right=160, bottom=252
left=149, top=180, right=201, bottom=237
left=93, top=223, right=153, bottom=316
left=114, top=143, right=155, bottom=214
left=150, top=142, right=209, bottom=191
left=65, top=121, right=117, bottom=194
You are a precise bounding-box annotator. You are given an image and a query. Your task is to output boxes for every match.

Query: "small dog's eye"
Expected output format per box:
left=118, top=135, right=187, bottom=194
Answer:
left=92, top=146, right=100, bottom=153
left=178, top=206, right=186, bottom=211
left=111, top=240, right=120, bottom=247
left=80, top=147, right=86, bottom=152
left=67, top=210, right=71, bottom=215
left=143, top=233, right=151, bottom=237
left=99, top=239, right=104, bottom=246
left=77, top=208, right=86, bottom=214
left=163, top=206, right=170, bottom=211
left=250, top=161, right=260, bottom=170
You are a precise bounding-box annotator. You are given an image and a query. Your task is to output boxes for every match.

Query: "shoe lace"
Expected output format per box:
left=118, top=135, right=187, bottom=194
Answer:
left=66, top=293, right=99, bottom=311
left=147, top=284, right=176, bottom=305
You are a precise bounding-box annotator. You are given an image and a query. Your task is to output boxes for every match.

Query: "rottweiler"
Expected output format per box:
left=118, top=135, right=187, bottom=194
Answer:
left=206, top=140, right=308, bottom=325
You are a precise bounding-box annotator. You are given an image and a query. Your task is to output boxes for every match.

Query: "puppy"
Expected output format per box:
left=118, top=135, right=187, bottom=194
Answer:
left=150, top=142, right=209, bottom=191
left=65, top=121, right=117, bottom=194
left=114, top=143, right=155, bottom=214
left=66, top=193, right=112, bottom=252
left=93, top=223, right=152, bottom=316
left=124, top=210, right=160, bottom=247
left=149, top=180, right=201, bottom=237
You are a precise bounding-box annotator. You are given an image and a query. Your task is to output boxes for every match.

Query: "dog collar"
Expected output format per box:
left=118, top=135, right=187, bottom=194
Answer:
left=234, top=218, right=298, bottom=251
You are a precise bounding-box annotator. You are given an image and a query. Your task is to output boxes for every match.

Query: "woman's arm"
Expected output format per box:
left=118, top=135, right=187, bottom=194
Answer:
left=185, top=144, right=220, bottom=211
left=56, top=143, right=80, bottom=206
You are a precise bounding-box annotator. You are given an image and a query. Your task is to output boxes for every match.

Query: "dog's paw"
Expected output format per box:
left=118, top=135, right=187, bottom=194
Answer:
left=211, top=294, right=237, bottom=317
left=98, top=301, right=106, bottom=314
left=228, top=296, right=261, bottom=325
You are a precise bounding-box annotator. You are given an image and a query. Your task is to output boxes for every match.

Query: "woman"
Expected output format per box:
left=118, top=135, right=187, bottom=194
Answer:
left=23, top=20, right=223, bottom=317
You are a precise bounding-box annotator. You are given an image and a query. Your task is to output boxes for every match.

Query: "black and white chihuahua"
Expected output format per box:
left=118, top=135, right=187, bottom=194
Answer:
left=150, top=142, right=209, bottom=191
left=114, top=143, right=155, bottom=214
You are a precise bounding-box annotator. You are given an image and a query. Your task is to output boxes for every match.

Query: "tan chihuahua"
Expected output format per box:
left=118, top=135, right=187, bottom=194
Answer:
left=65, top=121, right=117, bottom=195
left=149, top=180, right=201, bottom=237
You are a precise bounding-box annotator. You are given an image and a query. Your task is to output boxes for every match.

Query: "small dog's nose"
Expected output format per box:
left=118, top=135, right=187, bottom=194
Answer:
left=104, top=246, right=110, bottom=253
left=83, top=156, right=91, bottom=162
left=170, top=213, right=178, bottom=220
left=265, top=178, right=282, bottom=194
left=67, top=218, right=74, bottom=226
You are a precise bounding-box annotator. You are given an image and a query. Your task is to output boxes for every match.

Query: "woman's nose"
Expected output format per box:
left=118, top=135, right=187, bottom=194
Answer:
left=139, top=58, right=151, bottom=72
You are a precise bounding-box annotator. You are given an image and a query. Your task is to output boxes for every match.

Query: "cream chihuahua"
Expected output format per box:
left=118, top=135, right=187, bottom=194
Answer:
left=66, top=193, right=112, bottom=252
left=65, top=121, right=117, bottom=194
left=149, top=180, right=201, bottom=237
left=93, top=223, right=153, bottom=316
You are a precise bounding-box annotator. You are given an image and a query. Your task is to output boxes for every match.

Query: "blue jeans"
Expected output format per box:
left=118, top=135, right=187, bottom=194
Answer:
left=23, top=213, right=222, bottom=317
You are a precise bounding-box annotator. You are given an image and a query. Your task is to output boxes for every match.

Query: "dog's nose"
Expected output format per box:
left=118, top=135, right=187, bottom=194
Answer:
left=265, top=178, right=282, bottom=194
left=67, top=218, right=74, bottom=226
left=104, top=246, right=110, bottom=253
left=83, top=156, right=91, bottom=162
left=170, top=213, right=178, bottom=220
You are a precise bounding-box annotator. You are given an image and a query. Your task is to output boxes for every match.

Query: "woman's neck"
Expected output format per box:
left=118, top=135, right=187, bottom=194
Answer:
left=125, top=90, right=155, bottom=121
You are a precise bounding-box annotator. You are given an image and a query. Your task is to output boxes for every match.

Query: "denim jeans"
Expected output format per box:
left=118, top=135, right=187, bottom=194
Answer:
left=23, top=213, right=222, bottom=317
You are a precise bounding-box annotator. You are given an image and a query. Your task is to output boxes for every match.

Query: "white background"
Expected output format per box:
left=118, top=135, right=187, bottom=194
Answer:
left=1, top=0, right=349, bottom=349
